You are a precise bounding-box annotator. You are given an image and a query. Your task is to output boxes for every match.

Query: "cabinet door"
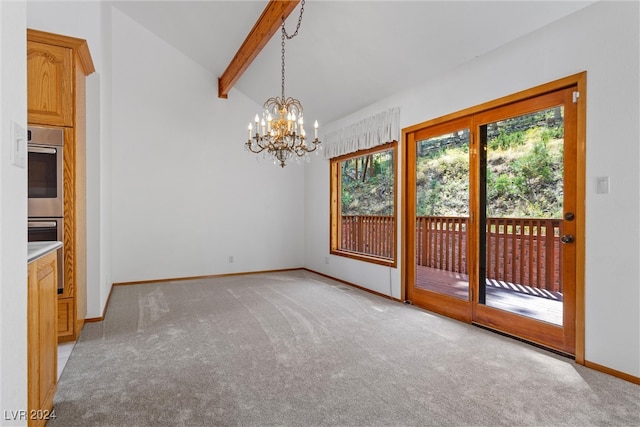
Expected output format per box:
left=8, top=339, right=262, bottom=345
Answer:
left=27, top=252, right=58, bottom=426
left=37, top=254, right=57, bottom=415
left=57, top=298, right=73, bottom=338
left=27, top=41, right=73, bottom=126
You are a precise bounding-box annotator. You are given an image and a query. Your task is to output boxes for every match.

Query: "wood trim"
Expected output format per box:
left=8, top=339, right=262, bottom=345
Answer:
left=303, top=268, right=402, bottom=302
left=27, top=28, right=95, bottom=75
left=113, top=268, right=302, bottom=287
left=402, top=130, right=415, bottom=304
left=62, top=128, right=75, bottom=302
left=474, top=303, right=571, bottom=354
left=74, top=55, right=88, bottom=337
left=84, top=277, right=117, bottom=323
left=403, top=72, right=587, bottom=134
left=329, top=141, right=399, bottom=267
left=57, top=335, right=75, bottom=344
left=573, top=72, right=587, bottom=365
left=329, top=249, right=396, bottom=267
left=218, top=0, right=300, bottom=98
left=584, top=360, right=640, bottom=385
left=84, top=281, right=114, bottom=323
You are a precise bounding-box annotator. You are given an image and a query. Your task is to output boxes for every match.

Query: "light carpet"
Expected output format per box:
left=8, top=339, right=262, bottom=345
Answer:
left=50, top=270, right=640, bottom=426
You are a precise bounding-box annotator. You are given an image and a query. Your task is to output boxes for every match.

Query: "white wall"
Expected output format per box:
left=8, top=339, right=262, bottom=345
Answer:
left=98, top=1, right=113, bottom=320
left=0, top=1, right=28, bottom=423
left=110, top=9, right=305, bottom=283
left=305, top=1, right=640, bottom=377
left=27, top=1, right=108, bottom=319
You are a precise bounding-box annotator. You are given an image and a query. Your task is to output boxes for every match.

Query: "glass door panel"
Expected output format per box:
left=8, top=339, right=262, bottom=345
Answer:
left=480, top=106, right=565, bottom=326
left=415, top=128, right=470, bottom=301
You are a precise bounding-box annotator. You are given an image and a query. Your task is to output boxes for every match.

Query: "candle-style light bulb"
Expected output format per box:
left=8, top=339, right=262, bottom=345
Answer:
left=248, top=123, right=252, bottom=139
left=314, top=120, right=319, bottom=139
left=261, top=119, right=266, bottom=136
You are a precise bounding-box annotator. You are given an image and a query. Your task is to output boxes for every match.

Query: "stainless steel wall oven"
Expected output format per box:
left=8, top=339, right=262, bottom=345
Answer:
left=28, top=126, right=65, bottom=294
left=28, top=126, right=64, bottom=218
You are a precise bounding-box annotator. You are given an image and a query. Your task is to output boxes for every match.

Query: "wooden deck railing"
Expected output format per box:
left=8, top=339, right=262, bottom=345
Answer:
left=485, top=217, right=562, bottom=293
left=341, top=215, right=563, bottom=293
left=341, top=215, right=396, bottom=259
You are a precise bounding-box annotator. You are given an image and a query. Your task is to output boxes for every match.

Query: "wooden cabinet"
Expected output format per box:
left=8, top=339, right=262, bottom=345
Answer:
left=27, top=41, right=73, bottom=127
left=28, top=251, right=58, bottom=427
left=27, top=29, right=94, bottom=342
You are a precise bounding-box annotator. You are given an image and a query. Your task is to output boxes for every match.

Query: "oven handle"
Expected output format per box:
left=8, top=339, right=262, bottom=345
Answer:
left=28, top=146, right=57, bottom=155
left=28, top=221, right=58, bottom=228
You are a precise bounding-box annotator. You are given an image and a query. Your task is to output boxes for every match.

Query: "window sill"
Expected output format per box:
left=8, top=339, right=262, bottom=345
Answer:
left=330, top=249, right=397, bottom=268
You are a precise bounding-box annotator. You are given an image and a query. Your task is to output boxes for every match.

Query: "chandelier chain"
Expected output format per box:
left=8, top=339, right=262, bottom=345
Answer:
left=280, top=0, right=305, bottom=100
left=282, top=0, right=305, bottom=40
left=281, top=25, right=286, bottom=100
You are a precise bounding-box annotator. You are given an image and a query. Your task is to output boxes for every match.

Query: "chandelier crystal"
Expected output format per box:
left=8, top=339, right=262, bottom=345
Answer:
left=245, top=0, right=320, bottom=167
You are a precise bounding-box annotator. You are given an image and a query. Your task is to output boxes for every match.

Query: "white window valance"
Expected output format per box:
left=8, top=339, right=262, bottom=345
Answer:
left=323, top=107, right=400, bottom=159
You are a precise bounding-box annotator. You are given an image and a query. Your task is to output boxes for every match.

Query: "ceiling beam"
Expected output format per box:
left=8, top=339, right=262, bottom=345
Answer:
left=218, top=0, right=300, bottom=99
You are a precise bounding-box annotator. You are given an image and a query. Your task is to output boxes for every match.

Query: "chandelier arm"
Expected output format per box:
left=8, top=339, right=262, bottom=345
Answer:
left=246, top=140, right=268, bottom=154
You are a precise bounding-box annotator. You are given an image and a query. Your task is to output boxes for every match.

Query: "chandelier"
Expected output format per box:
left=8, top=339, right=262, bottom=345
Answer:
left=245, top=0, right=321, bottom=167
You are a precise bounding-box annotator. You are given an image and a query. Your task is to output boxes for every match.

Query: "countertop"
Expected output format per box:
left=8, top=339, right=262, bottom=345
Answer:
left=28, top=241, right=63, bottom=263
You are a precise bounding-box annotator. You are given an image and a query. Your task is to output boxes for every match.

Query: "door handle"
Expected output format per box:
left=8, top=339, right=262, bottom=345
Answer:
left=561, top=234, right=575, bottom=244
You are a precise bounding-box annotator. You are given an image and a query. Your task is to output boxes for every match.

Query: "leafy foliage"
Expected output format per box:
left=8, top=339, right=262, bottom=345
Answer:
left=338, top=108, right=565, bottom=219
left=341, top=150, right=394, bottom=215
left=419, top=109, right=565, bottom=218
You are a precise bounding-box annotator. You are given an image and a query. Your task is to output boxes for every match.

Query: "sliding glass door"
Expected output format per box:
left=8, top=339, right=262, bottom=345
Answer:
left=405, top=81, right=581, bottom=355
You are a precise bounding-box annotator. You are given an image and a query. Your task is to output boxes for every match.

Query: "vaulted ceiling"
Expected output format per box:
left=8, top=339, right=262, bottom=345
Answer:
left=112, top=1, right=596, bottom=126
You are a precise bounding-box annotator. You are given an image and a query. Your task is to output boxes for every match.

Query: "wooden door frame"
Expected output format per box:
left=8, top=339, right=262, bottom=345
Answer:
left=401, top=72, right=586, bottom=362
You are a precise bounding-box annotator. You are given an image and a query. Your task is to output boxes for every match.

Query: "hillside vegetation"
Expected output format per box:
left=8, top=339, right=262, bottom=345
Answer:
left=342, top=109, right=564, bottom=218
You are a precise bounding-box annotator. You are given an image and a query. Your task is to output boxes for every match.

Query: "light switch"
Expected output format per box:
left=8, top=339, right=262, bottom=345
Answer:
left=596, top=176, right=610, bottom=194
left=10, top=121, right=26, bottom=168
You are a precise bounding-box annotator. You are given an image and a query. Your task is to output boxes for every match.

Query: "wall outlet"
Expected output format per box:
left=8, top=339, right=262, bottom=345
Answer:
left=324, top=256, right=329, bottom=265
left=229, top=255, right=234, bottom=263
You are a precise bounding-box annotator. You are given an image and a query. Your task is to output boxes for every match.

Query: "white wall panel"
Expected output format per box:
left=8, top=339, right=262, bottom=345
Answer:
left=110, top=9, right=304, bottom=283
left=0, top=1, right=27, bottom=421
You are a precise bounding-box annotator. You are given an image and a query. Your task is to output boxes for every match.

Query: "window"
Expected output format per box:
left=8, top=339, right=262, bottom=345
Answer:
left=330, top=142, right=397, bottom=266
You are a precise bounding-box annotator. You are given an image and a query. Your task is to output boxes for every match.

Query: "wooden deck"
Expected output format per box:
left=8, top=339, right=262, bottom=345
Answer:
left=416, top=266, right=563, bottom=325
